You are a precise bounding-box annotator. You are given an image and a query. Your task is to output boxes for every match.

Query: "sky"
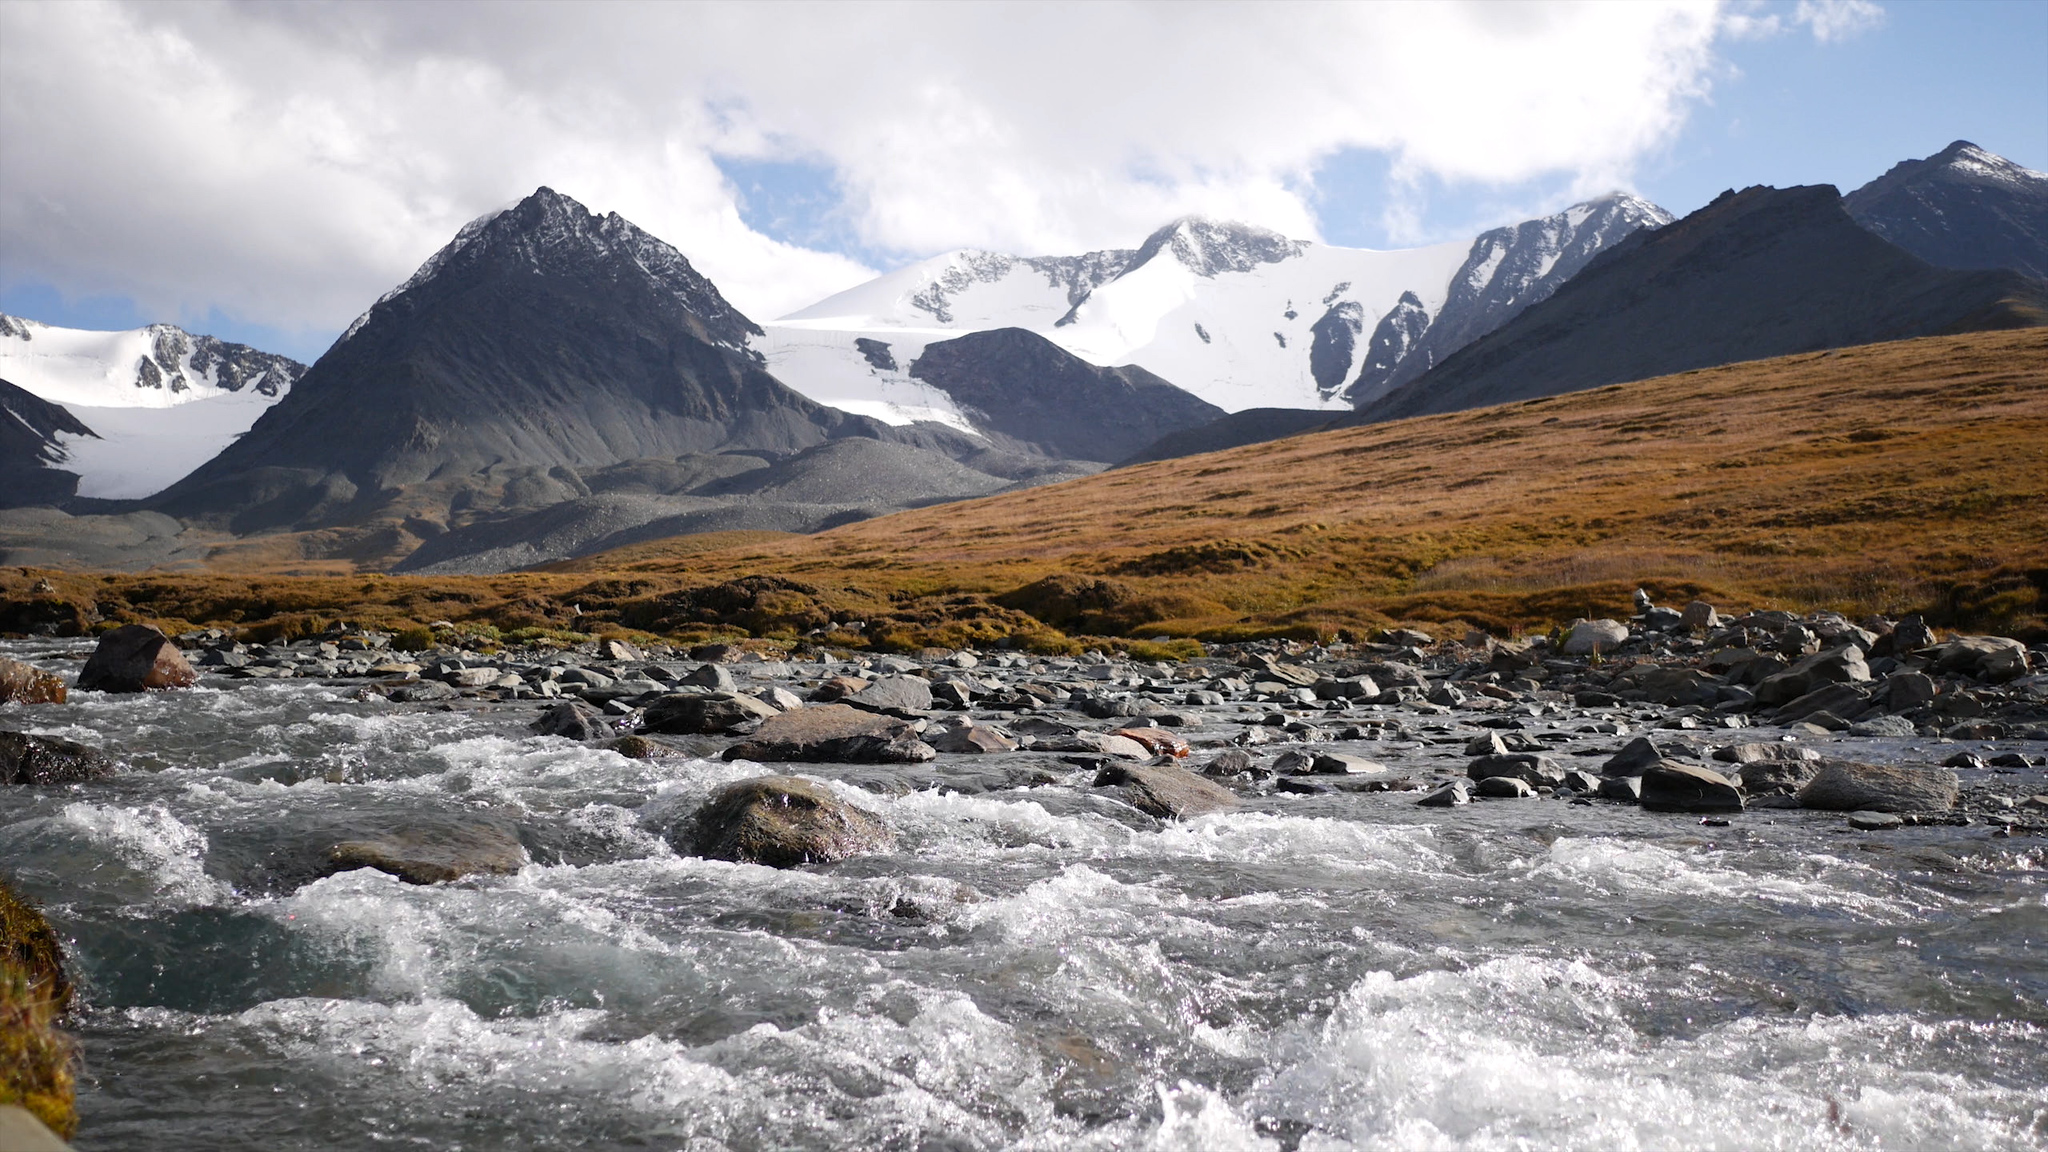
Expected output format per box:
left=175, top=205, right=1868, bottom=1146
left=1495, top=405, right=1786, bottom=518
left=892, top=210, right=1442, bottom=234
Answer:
left=0, top=0, right=2042, bottom=365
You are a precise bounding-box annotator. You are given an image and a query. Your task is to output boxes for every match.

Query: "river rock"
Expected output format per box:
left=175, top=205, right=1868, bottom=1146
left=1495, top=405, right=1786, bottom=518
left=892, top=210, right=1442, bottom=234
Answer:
left=724, top=704, right=936, bottom=764
left=1680, top=601, right=1721, bottom=631
left=1476, top=775, right=1535, bottom=798
left=1034, top=731, right=1151, bottom=760
left=1737, top=756, right=1820, bottom=793
left=679, top=774, right=893, bottom=867
left=1597, top=775, right=1643, bottom=801
left=1202, top=748, right=1260, bottom=777
left=641, top=692, right=778, bottom=735
left=0, top=659, right=66, bottom=705
left=1602, top=736, right=1684, bottom=777
left=1753, top=645, right=1871, bottom=708
left=1308, top=752, right=1389, bottom=775
left=1639, top=761, right=1744, bottom=812
left=326, top=821, right=528, bottom=884
left=532, top=700, right=608, bottom=741
left=76, top=624, right=198, bottom=693
left=1111, top=727, right=1190, bottom=757
left=0, top=731, right=115, bottom=785
left=927, top=722, right=1018, bottom=754
left=600, top=638, right=644, bottom=662
left=678, top=664, right=737, bottom=692
left=1563, top=619, right=1629, bottom=656
left=1416, top=781, right=1470, bottom=806
left=1092, top=762, right=1238, bottom=819
left=1799, top=760, right=1959, bottom=812
left=1883, top=671, right=1938, bottom=710
left=1923, top=636, right=2030, bottom=682
left=389, top=681, right=458, bottom=703
left=1466, top=753, right=1563, bottom=786
left=1847, top=811, right=1903, bottom=831
left=1771, top=682, right=1871, bottom=724
left=843, top=675, right=934, bottom=715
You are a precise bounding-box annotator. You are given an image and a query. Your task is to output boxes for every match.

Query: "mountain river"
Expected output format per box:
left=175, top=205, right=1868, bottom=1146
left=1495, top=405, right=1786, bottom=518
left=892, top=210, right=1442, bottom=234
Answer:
left=1, top=639, right=2043, bottom=1151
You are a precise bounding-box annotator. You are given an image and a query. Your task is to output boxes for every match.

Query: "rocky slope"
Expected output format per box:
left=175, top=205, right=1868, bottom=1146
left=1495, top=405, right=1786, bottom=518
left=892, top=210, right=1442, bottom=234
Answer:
left=1354, top=184, right=2048, bottom=423
left=0, top=379, right=95, bottom=506
left=1845, top=140, right=2048, bottom=278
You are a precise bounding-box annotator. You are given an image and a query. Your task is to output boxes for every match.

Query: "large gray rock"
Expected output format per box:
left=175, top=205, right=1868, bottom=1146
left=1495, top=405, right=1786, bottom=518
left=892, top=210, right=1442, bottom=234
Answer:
left=1639, top=761, right=1744, bottom=812
left=1093, top=762, right=1238, bottom=819
left=1799, top=760, right=1959, bottom=812
left=1680, top=601, right=1721, bottom=631
left=532, top=700, right=609, bottom=741
left=641, top=692, right=778, bottom=735
left=1602, top=736, right=1686, bottom=777
left=1563, top=619, right=1629, bottom=656
left=76, top=624, right=198, bottom=693
left=1466, top=753, right=1563, bottom=786
left=326, top=821, right=528, bottom=885
left=677, top=775, right=894, bottom=867
left=0, top=731, right=115, bottom=785
left=927, top=722, right=1018, bottom=754
left=1771, top=682, right=1871, bottom=724
left=0, top=658, right=66, bottom=705
left=724, top=704, right=936, bottom=764
left=843, top=675, right=935, bottom=715
left=1753, top=645, right=1870, bottom=708
left=1883, top=671, right=1938, bottom=710
left=1923, top=636, right=2030, bottom=682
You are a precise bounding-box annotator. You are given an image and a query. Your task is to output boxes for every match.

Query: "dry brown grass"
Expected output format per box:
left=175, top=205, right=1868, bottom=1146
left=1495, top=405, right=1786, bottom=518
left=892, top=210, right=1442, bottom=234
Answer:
left=7, top=330, right=2046, bottom=646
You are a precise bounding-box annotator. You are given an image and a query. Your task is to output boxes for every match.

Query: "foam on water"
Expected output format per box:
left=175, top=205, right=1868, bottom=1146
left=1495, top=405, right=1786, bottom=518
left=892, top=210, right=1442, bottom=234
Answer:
left=53, top=801, right=230, bottom=905
left=1527, top=837, right=1945, bottom=922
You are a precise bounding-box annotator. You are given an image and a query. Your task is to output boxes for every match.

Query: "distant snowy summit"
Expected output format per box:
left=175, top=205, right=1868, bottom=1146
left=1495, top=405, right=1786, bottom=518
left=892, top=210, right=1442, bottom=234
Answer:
left=761, top=194, right=1672, bottom=416
left=0, top=313, right=304, bottom=499
left=1845, top=140, right=2048, bottom=279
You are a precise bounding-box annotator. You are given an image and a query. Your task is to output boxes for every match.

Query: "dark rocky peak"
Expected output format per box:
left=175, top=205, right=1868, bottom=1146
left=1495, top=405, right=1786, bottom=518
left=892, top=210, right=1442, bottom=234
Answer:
left=1123, top=217, right=1306, bottom=279
left=340, top=186, right=762, bottom=356
left=1845, top=141, right=2047, bottom=277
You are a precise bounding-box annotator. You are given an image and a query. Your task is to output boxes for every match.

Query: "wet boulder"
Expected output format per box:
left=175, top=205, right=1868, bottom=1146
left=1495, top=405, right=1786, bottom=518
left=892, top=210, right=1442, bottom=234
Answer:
left=1752, top=645, right=1870, bottom=708
left=641, top=692, right=778, bottom=735
left=531, top=700, right=609, bottom=741
left=1032, top=731, right=1151, bottom=760
left=1602, top=736, right=1687, bottom=777
left=1771, top=682, right=1871, bottom=725
left=1093, top=762, right=1238, bottom=820
left=1923, top=636, right=2030, bottom=682
left=326, top=821, right=529, bottom=885
left=76, top=624, right=198, bottom=693
left=843, top=675, right=936, bottom=715
left=678, top=775, right=894, bottom=867
left=1476, top=775, right=1535, bottom=798
left=927, top=722, right=1019, bottom=754
left=1638, top=761, right=1744, bottom=812
left=0, top=731, right=114, bottom=785
left=0, top=659, right=66, bottom=705
left=724, top=704, right=936, bottom=764
left=1466, top=753, right=1563, bottom=786
left=1799, top=760, right=1959, bottom=813
left=1416, top=781, right=1471, bottom=807
left=1110, top=727, right=1190, bottom=758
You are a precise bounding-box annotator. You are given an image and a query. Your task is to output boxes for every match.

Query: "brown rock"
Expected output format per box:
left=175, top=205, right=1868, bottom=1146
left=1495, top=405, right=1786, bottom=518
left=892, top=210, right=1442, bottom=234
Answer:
left=0, top=659, right=66, bottom=705
left=0, top=731, right=114, bottom=786
left=1093, top=762, right=1239, bottom=819
left=724, top=703, right=936, bottom=764
left=641, top=692, right=778, bottom=735
left=928, top=723, right=1019, bottom=754
left=1799, top=760, right=1959, bottom=812
left=76, top=625, right=198, bottom=693
left=1638, top=761, right=1744, bottom=812
left=1111, top=726, right=1190, bottom=757
left=680, top=774, right=893, bottom=867
left=326, top=821, right=529, bottom=885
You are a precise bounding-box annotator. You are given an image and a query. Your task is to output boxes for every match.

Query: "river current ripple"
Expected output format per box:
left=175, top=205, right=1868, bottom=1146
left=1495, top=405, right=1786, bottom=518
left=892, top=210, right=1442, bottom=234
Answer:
left=1, top=640, right=2044, bottom=1151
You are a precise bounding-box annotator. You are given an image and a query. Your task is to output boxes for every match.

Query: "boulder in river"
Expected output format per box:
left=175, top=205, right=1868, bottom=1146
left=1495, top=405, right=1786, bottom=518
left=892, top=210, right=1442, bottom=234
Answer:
left=1476, top=775, right=1535, bottom=798
left=1602, top=736, right=1686, bottom=777
left=1467, top=753, right=1563, bottom=786
left=1562, top=619, right=1629, bottom=656
left=1922, top=636, right=2030, bottom=682
left=1753, top=645, right=1871, bottom=708
left=1638, top=761, right=1744, bottom=812
left=532, top=700, right=609, bottom=741
left=641, top=692, right=778, bottom=735
left=0, top=659, right=66, bottom=705
left=75, top=624, right=197, bottom=693
left=927, top=722, right=1018, bottom=754
left=842, top=675, right=936, bottom=715
left=325, top=821, right=529, bottom=885
left=1092, top=762, right=1238, bottom=819
left=679, top=774, right=894, bottom=867
left=1799, top=760, right=1959, bottom=812
left=724, top=704, right=936, bottom=764
left=0, top=731, right=114, bottom=786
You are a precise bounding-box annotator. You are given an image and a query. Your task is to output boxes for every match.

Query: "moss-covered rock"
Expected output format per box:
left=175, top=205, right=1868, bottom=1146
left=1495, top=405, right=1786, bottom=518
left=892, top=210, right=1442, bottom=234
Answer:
left=0, top=881, right=77, bottom=1141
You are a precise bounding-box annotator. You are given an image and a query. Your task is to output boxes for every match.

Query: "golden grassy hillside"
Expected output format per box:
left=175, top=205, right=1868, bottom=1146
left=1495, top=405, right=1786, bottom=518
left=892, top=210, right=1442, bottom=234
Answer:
left=7, top=330, right=2046, bottom=649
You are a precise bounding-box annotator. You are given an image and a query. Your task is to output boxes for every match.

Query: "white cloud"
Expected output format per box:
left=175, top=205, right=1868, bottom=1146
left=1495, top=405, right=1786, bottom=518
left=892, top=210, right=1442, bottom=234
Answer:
left=1, top=0, right=1741, bottom=338
left=1793, top=0, right=1886, bottom=43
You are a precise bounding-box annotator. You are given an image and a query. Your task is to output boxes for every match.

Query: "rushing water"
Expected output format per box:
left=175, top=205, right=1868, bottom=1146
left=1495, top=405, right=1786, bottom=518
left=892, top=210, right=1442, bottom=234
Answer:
left=2, top=640, right=2045, bottom=1151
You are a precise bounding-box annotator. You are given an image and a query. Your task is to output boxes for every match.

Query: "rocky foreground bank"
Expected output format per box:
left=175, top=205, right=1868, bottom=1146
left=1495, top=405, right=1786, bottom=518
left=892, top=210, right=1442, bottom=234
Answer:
left=5, top=592, right=2046, bottom=877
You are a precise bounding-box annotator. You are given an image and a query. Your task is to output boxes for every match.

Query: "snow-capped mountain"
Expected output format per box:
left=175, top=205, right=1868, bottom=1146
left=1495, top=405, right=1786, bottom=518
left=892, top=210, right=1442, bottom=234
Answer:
left=1844, top=140, right=2048, bottom=279
left=0, top=313, right=303, bottom=499
left=758, top=196, right=1670, bottom=416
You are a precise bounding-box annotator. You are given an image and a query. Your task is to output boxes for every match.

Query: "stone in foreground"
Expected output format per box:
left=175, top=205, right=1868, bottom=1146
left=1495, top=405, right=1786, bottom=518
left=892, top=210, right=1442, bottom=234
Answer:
left=724, top=704, right=936, bottom=764
left=326, top=821, right=528, bottom=884
left=1093, top=762, right=1238, bottom=819
left=0, top=731, right=114, bottom=786
left=76, top=624, right=198, bottom=693
left=679, top=774, right=894, bottom=867
left=0, top=658, right=66, bottom=705
left=1799, top=760, right=1959, bottom=812
left=1638, top=761, right=1744, bottom=812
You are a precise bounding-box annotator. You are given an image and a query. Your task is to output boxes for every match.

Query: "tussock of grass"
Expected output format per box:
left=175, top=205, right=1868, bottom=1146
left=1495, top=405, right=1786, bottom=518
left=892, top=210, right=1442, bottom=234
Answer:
left=1, top=882, right=77, bottom=1141
left=4, top=331, right=2046, bottom=648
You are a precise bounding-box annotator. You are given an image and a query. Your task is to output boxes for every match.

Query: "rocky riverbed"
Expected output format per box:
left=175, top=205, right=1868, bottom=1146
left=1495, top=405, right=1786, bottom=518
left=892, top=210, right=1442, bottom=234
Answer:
left=2, top=599, right=2046, bottom=1150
